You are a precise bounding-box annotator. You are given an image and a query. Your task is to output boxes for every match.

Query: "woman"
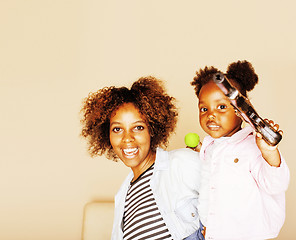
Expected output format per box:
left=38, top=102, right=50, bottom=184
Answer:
left=81, top=76, right=201, bottom=239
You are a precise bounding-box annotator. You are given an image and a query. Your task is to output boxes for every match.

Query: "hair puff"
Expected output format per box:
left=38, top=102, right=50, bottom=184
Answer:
left=226, top=60, right=258, bottom=96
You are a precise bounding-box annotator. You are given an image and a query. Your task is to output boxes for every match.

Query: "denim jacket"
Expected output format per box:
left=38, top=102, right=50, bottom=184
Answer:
left=111, top=148, right=201, bottom=240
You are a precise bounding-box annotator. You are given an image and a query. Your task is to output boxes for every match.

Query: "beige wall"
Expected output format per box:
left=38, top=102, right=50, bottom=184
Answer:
left=0, top=0, right=295, bottom=239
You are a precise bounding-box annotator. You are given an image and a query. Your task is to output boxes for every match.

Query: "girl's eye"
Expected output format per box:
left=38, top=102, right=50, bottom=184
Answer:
left=200, top=107, right=207, bottom=112
left=218, top=105, right=227, bottom=110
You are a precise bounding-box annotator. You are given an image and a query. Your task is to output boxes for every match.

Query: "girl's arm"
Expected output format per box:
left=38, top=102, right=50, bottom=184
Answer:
left=255, top=119, right=282, bottom=167
left=250, top=119, right=289, bottom=195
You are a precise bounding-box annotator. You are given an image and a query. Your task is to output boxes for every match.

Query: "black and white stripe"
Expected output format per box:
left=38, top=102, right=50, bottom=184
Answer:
left=122, top=164, right=172, bottom=240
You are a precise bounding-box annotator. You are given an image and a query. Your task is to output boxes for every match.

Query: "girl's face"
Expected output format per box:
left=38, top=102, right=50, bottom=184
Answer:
left=109, top=103, right=155, bottom=179
left=198, top=81, right=242, bottom=138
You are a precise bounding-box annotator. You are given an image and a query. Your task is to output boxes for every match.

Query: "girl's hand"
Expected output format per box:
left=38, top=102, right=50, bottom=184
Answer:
left=186, top=142, right=202, bottom=152
left=255, top=119, right=283, bottom=167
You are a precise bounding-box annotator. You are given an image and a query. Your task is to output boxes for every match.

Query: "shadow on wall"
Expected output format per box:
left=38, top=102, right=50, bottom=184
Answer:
left=81, top=200, right=114, bottom=240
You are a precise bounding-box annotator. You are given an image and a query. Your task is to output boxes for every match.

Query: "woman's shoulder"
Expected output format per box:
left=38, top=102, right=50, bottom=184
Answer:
left=168, top=148, right=200, bottom=165
left=169, top=147, right=199, bottom=156
left=155, top=147, right=200, bottom=172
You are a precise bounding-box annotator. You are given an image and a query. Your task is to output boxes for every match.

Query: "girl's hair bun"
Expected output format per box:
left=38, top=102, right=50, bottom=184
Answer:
left=226, top=60, right=258, bottom=93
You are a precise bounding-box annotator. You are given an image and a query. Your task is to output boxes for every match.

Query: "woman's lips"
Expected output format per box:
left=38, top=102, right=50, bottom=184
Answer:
left=123, top=147, right=139, bottom=156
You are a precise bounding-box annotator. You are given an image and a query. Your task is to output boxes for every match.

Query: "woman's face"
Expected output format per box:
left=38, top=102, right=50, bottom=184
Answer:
left=109, top=103, right=155, bottom=178
left=198, top=81, right=242, bottom=138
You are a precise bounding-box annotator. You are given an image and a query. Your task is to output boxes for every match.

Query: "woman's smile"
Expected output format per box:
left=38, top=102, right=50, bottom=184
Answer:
left=109, top=102, right=155, bottom=179
left=122, top=147, right=139, bottom=157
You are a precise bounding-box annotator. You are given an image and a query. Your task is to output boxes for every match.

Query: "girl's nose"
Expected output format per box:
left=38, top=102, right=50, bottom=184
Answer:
left=207, top=110, right=216, bottom=120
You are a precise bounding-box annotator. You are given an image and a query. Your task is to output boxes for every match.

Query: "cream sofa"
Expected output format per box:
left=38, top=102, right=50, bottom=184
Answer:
left=82, top=201, right=115, bottom=240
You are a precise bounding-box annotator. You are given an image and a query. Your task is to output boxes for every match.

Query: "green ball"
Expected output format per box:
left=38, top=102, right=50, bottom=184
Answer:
left=184, top=133, right=200, bottom=148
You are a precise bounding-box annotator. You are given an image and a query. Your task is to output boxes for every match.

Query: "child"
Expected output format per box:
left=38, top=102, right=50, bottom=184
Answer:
left=81, top=76, right=202, bottom=240
left=191, top=60, right=290, bottom=240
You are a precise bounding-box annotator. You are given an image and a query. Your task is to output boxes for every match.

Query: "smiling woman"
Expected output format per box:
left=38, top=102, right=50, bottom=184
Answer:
left=109, top=103, right=154, bottom=181
left=80, top=76, right=203, bottom=240
left=80, top=76, right=177, bottom=161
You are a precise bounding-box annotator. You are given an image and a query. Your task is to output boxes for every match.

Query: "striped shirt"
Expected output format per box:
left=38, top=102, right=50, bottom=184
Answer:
left=122, top=164, right=173, bottom=240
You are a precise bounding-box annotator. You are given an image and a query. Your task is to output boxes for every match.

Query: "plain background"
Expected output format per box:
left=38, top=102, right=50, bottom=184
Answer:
left=0, top=0, right=295, bottom=239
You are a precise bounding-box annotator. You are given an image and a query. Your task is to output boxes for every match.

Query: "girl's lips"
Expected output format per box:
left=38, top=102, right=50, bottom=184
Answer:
left=207, top=122, right=220, bottom=130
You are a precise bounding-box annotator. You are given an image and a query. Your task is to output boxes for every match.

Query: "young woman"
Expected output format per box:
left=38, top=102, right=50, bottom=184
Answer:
left=81, top=76, right=202, bottom=240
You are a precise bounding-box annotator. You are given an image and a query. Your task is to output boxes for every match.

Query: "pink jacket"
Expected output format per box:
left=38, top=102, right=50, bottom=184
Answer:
left=200, top=126, right=290, bottom=240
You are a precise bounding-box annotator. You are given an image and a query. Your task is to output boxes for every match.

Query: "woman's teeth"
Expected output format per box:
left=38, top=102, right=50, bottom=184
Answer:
left=123, top=148, right=138, bottom=156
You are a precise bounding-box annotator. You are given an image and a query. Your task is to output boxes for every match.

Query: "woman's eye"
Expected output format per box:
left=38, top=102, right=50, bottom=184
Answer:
left=134, top=126, right=144, bottom=131
left=112, top=127, right=121, bottom=133
left=218, top=105, right=227, bottom=110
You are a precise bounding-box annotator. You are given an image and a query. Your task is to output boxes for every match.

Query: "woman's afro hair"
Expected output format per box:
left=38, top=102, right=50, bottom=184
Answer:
left=80, top=76, right=178, bottom=161
left=191, top=60, right=259, bottom=97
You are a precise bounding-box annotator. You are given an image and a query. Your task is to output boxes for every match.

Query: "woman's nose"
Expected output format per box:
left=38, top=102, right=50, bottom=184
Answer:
left=122, top=131, right=135, bottom=143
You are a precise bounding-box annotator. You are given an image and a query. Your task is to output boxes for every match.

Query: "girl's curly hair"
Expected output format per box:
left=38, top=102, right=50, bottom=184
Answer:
left=191, top=66, right=220, bottom=97
left=80, top=76, right=178, bottom=161
left=191, top=60, right=259, bottom=97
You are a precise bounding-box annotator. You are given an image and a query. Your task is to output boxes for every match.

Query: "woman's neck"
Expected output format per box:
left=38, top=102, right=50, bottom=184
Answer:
left=132, top=151, right=156, bottom=181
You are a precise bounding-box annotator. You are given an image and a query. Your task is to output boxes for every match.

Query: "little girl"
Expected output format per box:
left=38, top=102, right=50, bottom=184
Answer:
left=191, top=60, right=290, bottom=240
